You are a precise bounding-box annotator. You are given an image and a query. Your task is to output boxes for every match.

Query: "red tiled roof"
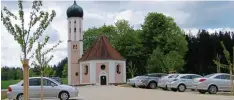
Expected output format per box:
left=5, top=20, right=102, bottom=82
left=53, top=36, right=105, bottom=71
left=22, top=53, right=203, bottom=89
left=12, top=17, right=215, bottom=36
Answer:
left=78, top=35, right=125, bottom=61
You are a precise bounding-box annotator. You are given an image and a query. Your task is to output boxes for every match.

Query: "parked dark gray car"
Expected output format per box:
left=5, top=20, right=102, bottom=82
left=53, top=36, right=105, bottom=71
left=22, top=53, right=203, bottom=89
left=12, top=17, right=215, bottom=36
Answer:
left=135, top=73, right=167, bottom=89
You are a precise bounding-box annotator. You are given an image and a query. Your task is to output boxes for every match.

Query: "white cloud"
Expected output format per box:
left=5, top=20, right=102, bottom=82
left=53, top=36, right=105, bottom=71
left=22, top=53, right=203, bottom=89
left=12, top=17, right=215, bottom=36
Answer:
left=183, top=28, right=234, bottom=36
left=1, top=1, right=234, bottom=67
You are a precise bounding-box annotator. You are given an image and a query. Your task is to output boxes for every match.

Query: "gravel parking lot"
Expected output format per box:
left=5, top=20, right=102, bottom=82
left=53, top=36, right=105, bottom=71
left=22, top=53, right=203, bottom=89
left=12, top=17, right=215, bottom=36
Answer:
left=77, top=86, right=234, bottom=100
left=3, top=86, right=233, bottom=100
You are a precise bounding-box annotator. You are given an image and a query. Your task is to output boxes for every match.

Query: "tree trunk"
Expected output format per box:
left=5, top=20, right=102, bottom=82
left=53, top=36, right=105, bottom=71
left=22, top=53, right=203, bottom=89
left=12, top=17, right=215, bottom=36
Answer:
left=229, top=65, right=234, bottom=96
left=23, top=59, right=29, bottom=100
left=40, top=71, right=43, bottom=100
left=232, top=48, right=234, bottom=96
left=131, top=73, right=134, bottom=78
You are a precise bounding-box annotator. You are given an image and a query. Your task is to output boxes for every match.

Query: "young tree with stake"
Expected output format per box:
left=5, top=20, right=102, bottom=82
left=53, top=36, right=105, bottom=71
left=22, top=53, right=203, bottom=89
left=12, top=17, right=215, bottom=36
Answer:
left=214, top=41, right=234, bottom=95
left=31, top=36, right=61, bottom=100
left=1, top=0, right=56, bottom=99
left=127, top=61, right=138, bottom=78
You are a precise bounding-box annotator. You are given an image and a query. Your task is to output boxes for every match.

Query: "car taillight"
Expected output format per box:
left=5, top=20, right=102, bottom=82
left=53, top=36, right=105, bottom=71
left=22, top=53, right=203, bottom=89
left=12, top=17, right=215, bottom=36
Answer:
left=8, top=87, right=12, bottom=92
left=199, top=78, right=206, bottom=82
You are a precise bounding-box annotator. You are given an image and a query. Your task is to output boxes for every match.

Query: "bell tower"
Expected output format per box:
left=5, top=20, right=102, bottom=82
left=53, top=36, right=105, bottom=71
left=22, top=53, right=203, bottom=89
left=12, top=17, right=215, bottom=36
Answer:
left=67, top=1, right=84, bottom=85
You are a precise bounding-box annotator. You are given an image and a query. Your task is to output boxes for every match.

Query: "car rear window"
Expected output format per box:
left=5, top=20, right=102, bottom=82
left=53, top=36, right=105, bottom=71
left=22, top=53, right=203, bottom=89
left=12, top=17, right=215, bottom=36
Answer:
left=204, top=74, right=216, bottom=78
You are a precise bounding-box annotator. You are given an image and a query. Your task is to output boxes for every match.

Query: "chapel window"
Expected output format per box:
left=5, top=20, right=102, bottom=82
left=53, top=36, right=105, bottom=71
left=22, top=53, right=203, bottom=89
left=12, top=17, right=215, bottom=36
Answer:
left=116, top=64, right=121, bottom=74
left=84, top=65, right=88, bottom=75
left=101, top=65, right=106, bottom=70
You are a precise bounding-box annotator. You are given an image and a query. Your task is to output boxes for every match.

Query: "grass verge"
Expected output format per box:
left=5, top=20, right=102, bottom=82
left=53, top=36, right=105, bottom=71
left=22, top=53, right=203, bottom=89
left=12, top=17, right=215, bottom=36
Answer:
left=1, top=80, right=20, bottom=89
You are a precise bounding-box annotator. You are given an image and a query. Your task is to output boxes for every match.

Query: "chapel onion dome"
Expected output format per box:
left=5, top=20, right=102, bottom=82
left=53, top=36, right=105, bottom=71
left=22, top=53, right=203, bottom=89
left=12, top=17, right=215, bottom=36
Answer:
left=66, top=1, right=84, bottom=18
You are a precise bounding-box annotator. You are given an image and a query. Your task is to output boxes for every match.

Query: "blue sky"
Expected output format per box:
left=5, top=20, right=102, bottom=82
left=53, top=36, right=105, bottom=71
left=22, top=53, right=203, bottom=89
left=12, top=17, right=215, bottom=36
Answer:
left=1, top=1, right=234, bottom=67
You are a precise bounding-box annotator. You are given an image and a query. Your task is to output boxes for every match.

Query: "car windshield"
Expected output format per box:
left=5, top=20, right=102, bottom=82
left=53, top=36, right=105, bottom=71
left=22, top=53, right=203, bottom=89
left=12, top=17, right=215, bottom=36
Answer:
left=204, top=74, right=216, bottom=78
left=168, top=74, right=176, bottom=78
left=50, top=78, right=61, bottom=85
left=172, top=74, right=179, bottom=78
left=133, top=76, right=140, bottom=79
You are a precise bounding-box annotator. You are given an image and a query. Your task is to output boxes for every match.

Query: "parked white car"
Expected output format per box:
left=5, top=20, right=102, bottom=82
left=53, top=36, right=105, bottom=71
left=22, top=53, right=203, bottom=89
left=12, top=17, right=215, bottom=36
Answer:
left=192, top=73, right=234, bottom=94
left=158, top=74, right=178, bottom=90
left=127, top=76, right=142, bottom=87
left=7, top=77, right=78, bottom=100
left=167, top=74, right=202, bottom=92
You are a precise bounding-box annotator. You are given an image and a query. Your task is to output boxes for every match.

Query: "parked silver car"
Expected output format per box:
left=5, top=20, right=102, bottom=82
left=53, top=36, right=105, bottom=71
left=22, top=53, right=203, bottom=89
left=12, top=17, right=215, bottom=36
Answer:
left=135, top=73, right=167, bottom=89
left=192, top=73, right=234, bottom=94
left=7, top=77, right=78, bottom=100
left=167, top=74, right=202, bottom=92
left=127, top=76, right=142, bottom=87
left=158, top=74, right=178, bottom=90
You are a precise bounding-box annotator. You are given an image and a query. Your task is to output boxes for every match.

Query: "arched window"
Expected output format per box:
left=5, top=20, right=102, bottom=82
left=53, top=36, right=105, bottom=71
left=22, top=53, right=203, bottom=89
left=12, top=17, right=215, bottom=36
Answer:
left=116, top=64, right=121, bottom=74
left=74, top=28, right=76, bottom=33
left=74, top=21, right=76, bottom=23
left=101, top=65, right=105, bottom=70
left=84, top=65, right=88, bottom=75
left=73, top=45, right=77, bottom=49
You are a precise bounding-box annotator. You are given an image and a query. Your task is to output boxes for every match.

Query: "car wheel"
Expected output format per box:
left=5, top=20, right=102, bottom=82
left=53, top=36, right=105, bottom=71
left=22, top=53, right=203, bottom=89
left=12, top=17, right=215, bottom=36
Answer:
left=165, top=85, right=168, bottom=90
left=171, top=88, right=177, bottom=92
left=198, top=90, right=206, bottom=94
left=148, top=82, right=157, bottom=89
left=16, top=93, right=23, bottom=100
left=59, top=91, right=70, bottom=100
left=208, top=85, right=218, bottom=94
left=162, top=87, right=167, bottom=90
left=162, top=85, right=168, bottom=90
left=177, top=84, right=186, bottom=92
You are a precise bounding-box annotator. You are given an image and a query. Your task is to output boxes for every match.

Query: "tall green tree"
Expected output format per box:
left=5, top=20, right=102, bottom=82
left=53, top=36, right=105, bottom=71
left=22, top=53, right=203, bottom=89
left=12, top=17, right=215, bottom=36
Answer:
left=43, top=65, right=56, bottom=77
left=83, top=25, right=117, bottom=51
left=1, top=0, right=56, bottom=98
left=141, top=12, right=188, bottom=73
left=113, top=20, right=144, bottom=75
left=62, top=64, right=68, bottom=78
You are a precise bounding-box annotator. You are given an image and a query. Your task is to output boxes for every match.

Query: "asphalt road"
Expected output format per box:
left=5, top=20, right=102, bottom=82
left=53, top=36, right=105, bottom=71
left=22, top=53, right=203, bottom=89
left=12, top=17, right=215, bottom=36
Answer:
left=77, top=86, right=234, bottom=100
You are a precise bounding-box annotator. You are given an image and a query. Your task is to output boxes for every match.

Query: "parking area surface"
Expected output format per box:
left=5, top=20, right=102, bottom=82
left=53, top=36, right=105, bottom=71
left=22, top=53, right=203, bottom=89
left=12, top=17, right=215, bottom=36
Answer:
left=77, top=86, right=233, bottom=100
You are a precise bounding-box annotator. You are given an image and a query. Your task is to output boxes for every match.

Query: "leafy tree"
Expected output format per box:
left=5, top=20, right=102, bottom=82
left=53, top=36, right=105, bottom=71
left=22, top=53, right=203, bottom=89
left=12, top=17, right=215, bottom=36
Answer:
left=55, top=57, right=67, bottom=77
left=147, top=48, right=165, bottom=73
left=43, top=66, right=55, bottom=77
left=83, top=25, right=117, bottom=51
left=62, top=64, right=68, bottom=78
left=141, top=12, right=188, bottom=73
left=113, top=20, right=145, bottom=75
left=1, top=0, right=56, bottom=98
left=29, top=68, right=38, bottom=77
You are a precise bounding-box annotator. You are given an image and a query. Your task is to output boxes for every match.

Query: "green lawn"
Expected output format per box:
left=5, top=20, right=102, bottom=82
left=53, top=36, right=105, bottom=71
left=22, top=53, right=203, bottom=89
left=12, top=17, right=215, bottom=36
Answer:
left=1, top=80, right=21, bottom=89
left=1, top=78, right=68, bottom=89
